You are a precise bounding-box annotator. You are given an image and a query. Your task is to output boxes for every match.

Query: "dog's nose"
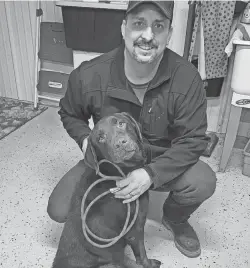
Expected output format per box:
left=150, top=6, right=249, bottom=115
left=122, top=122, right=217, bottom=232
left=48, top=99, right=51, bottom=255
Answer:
left=115, top=137, right=128, bottom=148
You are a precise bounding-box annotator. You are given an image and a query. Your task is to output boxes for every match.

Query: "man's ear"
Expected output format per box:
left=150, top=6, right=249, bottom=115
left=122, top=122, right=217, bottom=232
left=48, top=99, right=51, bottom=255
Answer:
left=121, top=19, right=126, bottom=39
left=166, top=26, right=173, bottom=46
left=84, top=140, right=99, bottom=174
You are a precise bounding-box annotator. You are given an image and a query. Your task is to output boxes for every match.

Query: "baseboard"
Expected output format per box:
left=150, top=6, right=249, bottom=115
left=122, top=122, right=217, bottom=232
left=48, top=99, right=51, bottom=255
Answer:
left=234, top=135, right=249, bottom=149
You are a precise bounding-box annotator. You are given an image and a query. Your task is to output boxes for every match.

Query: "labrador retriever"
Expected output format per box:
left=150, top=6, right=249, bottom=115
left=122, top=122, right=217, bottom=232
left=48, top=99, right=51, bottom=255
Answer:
left=52, top=112, right=161, bottom=268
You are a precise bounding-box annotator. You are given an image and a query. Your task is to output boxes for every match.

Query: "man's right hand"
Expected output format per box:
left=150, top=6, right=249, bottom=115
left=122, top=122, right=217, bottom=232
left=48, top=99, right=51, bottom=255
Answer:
left=82, top=137, right=89, bottom=158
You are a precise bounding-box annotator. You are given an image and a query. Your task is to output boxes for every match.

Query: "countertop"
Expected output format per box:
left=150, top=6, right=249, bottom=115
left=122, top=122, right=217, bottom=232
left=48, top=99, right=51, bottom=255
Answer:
left=56, top=0, right=128, bottom=10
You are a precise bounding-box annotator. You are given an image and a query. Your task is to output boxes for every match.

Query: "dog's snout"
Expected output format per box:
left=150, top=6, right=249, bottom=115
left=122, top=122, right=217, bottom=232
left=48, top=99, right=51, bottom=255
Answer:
left=115, top=137, right=128, bottom=148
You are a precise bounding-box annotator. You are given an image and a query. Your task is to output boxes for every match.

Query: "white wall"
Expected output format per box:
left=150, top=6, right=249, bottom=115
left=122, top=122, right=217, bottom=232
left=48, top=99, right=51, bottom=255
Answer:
left=0, top=1, right=63, bottom=102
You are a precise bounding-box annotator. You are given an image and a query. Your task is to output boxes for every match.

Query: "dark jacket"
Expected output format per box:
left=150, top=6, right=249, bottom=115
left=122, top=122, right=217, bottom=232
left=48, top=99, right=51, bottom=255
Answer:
left=58, top=43, right=209, bottom=189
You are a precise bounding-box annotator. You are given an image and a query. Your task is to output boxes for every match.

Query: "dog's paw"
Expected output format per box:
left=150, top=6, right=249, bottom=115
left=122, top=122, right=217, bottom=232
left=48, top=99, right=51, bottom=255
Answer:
left=136, top=258, right=162, bottom=268
left=147, top=259, right=162, bottom=268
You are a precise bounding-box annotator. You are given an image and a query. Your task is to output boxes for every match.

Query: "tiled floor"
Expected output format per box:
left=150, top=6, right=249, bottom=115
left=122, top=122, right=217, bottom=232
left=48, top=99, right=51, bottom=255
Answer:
left=0, top=107, right=249, bottom=268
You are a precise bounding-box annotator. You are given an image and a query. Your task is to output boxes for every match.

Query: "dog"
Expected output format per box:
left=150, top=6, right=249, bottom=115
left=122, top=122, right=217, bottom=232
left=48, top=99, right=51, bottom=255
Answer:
left=52, top=112, right=162, bottom=268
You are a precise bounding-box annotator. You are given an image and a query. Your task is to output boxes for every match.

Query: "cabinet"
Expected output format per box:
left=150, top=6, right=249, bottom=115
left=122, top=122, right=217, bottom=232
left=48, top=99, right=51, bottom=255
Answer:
left=59, top=2, right=127, bottom=53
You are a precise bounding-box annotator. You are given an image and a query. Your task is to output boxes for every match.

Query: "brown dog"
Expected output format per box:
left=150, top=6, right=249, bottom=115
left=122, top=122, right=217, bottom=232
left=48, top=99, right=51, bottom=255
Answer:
left=52, top=112, right=162, bottom=268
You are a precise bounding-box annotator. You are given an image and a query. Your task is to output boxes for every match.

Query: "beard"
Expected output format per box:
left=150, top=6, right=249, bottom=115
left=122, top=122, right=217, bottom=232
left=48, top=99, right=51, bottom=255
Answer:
left=132, top=39, right=159, bottom=63
left=132, top=50, right=156, bottom=63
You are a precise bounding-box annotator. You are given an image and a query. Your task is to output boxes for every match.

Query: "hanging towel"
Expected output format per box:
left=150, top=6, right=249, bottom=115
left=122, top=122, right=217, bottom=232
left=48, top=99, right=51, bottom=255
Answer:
left=201, top=1, right=236, bottom=79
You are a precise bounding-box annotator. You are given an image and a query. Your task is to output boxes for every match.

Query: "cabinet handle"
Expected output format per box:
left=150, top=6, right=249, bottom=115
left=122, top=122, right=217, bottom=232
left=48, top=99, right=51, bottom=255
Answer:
left=48, top=81, right=63, bottom=89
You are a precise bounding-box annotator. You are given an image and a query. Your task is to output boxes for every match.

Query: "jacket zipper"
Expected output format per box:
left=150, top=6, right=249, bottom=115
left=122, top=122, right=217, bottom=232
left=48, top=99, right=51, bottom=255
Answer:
left=148, top=98, right=157, bottom=113
left=139, top=91, right=157, bottom=130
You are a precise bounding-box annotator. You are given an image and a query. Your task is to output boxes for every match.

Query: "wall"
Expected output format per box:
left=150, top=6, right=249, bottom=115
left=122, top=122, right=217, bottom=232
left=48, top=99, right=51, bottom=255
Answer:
left=168, top=1, right=189, bottom=56
left=0, top=1, right=249, bottom=143
left=0, top=1, right=62, bottom=102
left=0, top=0, right=189, bottom=102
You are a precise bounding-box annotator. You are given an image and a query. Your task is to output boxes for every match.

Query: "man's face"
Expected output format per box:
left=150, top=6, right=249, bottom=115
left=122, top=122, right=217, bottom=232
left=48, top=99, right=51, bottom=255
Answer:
left=121, top=3, right=172, bottom=64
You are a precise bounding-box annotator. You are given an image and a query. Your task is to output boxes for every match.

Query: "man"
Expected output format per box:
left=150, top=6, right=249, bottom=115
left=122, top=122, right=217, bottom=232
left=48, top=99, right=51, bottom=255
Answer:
left=47, top=1, right=217, bottom=258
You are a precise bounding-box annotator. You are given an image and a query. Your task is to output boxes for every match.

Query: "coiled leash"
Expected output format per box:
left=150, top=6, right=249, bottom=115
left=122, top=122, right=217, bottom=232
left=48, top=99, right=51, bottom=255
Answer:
left=81, top=159, right=139, bottom=248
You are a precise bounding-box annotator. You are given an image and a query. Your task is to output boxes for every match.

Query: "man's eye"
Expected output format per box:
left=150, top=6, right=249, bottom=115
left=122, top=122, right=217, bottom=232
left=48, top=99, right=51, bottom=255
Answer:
left=155, top=23, right=163, bottom=29
left=134, top=21, right=144, bottom=27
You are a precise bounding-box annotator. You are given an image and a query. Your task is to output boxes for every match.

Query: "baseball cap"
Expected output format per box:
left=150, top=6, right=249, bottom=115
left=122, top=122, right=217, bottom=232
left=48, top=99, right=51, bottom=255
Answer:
left=126, top=1, right=174, bottom=21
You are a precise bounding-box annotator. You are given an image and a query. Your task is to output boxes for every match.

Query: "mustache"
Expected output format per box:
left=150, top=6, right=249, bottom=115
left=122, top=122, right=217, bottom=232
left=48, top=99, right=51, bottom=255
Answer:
left=134, top=40, right=158, bottom=48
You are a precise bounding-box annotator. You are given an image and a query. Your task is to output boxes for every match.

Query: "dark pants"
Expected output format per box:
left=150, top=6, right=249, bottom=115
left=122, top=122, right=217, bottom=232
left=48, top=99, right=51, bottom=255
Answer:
left=155, top=159, right=217, bottom=223
left=48, top=159, right=216, bottom=224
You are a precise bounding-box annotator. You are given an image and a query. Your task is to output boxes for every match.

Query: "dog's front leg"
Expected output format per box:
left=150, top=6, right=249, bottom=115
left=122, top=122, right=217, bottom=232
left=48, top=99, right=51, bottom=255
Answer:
left=125, top=193, right=161, bottom=268
left=127, top=231, right=161, bottom=268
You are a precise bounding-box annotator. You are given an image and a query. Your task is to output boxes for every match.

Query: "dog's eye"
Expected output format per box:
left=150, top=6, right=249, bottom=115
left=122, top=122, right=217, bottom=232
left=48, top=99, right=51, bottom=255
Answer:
left=98, top=133, right=106, bottom=143
left=118, top=121, right=126, bottom=128
left=99, top=136, right=105, bottom=143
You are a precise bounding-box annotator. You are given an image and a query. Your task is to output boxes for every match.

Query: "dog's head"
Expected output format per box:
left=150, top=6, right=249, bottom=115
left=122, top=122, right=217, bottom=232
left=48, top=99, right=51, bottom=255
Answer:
left=84, top=112, right=146, bottom=173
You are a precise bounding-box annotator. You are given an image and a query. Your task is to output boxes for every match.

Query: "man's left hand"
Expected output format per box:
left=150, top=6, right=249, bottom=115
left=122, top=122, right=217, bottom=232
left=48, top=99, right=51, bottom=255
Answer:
left=110, top=168, right=153, bottom=203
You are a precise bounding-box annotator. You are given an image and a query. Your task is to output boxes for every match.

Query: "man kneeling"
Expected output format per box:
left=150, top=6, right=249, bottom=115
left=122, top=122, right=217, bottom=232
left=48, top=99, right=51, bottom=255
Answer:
left=47, top=0, right=217, bottom=259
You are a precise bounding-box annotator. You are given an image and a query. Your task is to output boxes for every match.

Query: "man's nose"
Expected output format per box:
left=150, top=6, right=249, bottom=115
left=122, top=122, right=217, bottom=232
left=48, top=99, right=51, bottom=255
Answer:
left=141, top=26, right=154, bottom=41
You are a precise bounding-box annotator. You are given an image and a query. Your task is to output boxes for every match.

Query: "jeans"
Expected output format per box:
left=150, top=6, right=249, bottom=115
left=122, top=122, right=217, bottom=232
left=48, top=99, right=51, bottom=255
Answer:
left=155, top=160, right=217, bottom=222
left=47, top=159, right=216, bottom=223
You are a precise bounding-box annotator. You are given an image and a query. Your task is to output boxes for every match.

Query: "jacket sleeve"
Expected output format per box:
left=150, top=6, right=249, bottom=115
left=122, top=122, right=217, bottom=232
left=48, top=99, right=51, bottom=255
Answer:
left=143, top=73, right=209, bottom=189
left=58, top=68, right=92, bottom=150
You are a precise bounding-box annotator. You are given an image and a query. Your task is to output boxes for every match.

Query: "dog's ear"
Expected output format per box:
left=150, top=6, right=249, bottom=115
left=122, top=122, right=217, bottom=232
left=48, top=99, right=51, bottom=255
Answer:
left=120, top=112, right=143, bottom=142
left=84, top=139, right=99, bottom=174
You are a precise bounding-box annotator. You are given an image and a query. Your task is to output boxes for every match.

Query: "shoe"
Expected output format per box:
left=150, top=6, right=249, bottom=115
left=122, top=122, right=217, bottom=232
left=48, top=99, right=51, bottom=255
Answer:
left=162, top=216, right=201, bottom=258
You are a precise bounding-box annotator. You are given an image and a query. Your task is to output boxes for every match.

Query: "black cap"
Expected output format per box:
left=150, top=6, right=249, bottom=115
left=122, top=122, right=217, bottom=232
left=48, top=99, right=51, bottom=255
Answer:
left=126, top=1, right=174, bottom=21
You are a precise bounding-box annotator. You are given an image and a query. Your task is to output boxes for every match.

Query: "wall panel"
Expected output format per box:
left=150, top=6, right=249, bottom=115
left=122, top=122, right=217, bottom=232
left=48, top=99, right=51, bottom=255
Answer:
left=0, top=1, right=63, bottom=102
left=0, top=1, right=18, bottom=99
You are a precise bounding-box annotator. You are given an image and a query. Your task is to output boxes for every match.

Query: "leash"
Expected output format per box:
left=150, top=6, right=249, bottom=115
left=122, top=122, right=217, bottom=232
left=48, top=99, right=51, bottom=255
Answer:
left=81, top=159, right=139, bottom=248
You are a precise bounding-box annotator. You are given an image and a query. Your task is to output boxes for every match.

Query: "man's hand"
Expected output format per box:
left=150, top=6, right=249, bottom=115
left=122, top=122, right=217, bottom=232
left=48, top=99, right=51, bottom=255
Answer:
left=82, top=137, right=89, bottom=158
left=110, top=168, right=153, bottom=203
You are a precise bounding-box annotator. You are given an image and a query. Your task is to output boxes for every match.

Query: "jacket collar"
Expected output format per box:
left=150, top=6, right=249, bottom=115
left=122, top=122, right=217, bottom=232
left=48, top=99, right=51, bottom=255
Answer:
left=110, top=41, right=172, bottom=91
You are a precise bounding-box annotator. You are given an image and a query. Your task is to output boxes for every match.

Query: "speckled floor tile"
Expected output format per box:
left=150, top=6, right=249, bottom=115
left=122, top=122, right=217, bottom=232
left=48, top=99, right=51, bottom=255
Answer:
left=0, top=108, right=249, bottom=268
